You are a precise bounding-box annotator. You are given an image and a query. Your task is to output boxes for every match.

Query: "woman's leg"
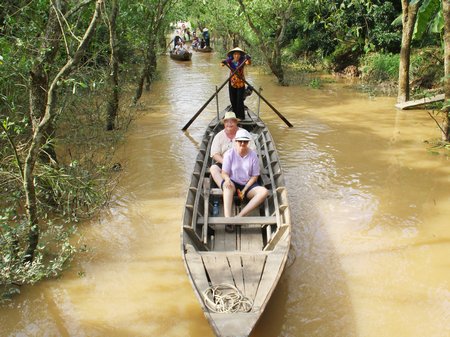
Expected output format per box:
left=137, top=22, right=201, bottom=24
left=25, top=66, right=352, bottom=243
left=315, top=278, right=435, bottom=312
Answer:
left=223, top=182, right=236, bottom=218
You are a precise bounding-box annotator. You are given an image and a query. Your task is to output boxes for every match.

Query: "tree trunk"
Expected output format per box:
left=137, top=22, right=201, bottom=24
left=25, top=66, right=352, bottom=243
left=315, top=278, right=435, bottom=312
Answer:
left=106, top=0, right=119, bottom=131
left=145, top=48, right=157, bottom=91
left=398, top=0, right=420, bottom=104
left=269, top=45, right=286, bottom=85
left=23, top=127, right=42, bottom=262
left=29, top=2, right=66, bottom=164
left=133, top=67, right=147, bottom=104
left=443, top=0, right=450, bottom=141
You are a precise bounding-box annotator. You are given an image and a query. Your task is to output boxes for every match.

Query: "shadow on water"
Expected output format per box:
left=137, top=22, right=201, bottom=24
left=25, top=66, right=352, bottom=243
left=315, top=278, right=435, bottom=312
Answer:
left=250, top=119, right=359, bottom=337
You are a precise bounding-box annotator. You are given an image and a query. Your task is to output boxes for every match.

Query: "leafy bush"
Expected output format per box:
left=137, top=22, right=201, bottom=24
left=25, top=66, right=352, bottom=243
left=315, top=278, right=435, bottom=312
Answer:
left=360, top=52, right=400, bottom=82
left=0, top=219, right=76, bottom=303
left=409, top=48, right=444, bottom=92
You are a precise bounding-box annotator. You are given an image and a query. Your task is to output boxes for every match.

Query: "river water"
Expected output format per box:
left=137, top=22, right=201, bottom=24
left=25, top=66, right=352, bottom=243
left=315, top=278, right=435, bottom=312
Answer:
left=1, top=52, right=449, bottom=337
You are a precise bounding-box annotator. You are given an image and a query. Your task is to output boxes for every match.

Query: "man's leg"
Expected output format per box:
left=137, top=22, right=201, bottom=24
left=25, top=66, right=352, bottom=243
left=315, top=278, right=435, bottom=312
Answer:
left=210, top=164, right=222, bottom=187
left=223, top=182, right=236, bottom=218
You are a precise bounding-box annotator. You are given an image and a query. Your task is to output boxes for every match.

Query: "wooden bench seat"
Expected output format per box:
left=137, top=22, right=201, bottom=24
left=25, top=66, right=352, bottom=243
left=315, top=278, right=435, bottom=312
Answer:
left=197, top=216, right=276, bottom=225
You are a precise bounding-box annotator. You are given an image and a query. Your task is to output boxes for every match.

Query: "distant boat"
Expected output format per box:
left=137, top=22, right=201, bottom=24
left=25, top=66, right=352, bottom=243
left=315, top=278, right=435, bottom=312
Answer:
left=181, top=106, right=291, bottom=337
left=169, top=49, right=192, bottom=61
left=194, top=46, right=213, bottom=53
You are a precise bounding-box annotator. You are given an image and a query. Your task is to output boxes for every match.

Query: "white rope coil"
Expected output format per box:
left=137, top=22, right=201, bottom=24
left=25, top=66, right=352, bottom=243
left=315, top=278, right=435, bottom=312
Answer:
left=202, top=283, right=253, bottom=313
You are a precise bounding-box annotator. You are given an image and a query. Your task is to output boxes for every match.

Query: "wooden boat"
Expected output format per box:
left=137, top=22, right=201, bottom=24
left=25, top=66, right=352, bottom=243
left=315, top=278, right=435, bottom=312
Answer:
left=194, top=46, right=213, bottom=53
left=169, top=49, right=192, bottom=61
left=181, top=106, right=291, bottom=337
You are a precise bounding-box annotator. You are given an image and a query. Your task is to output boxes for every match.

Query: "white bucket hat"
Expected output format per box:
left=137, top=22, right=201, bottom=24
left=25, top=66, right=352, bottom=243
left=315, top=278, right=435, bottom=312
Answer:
left=235, top=129, right=251, bottom=141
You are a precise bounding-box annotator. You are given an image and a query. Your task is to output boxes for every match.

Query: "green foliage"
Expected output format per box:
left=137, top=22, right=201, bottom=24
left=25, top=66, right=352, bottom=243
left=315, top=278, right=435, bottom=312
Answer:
left=414, top=0, right=443, bottom=40
left=285, top=0, right=401, bottom=68
left=36, top=163, right=110, bottom=222
left=326, top=42, right=363, bottom=72
left=0, top=0, right=135, bottom=301
left=309, top=78, right=322, bottom=89
left=369, top=2, right=402, bottom=53
left=409, top=48, right=444, bottom=92
left=0, top=218, right=76, bottom=303
left=360, top=52, right=400, bottom=82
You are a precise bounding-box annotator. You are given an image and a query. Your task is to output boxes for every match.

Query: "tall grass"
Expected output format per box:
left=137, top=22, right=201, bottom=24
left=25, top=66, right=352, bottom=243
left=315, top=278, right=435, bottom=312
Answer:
left=360, top=53, right=400, bottom=82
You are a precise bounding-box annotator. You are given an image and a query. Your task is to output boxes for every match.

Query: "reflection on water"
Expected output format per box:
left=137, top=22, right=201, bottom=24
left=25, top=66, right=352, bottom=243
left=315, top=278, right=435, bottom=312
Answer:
left=1, top=52, right=449, bottom=337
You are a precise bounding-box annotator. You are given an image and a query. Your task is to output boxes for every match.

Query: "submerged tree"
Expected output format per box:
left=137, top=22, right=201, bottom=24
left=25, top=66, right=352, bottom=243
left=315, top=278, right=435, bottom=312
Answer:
left=442, top=0, right=449, bottom=141
left=105, top=0, right=120, bottom=130
left=398, top=0, right=421, bottom=103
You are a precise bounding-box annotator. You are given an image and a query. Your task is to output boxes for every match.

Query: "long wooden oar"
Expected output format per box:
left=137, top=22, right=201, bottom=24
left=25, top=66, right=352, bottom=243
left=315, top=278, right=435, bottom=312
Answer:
left=224, top=63, right=293, bottom=128
left=181, top=61, right=247, bottom=131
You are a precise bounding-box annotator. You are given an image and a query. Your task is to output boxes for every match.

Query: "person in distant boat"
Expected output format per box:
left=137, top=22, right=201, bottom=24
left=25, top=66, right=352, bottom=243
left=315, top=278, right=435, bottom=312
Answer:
left=202, top=28, right=210, bottom=47
left=210, top=111, right=255, bottom=190
left=172, top=30, right=184, bottom=49
left=221, top=47, right=251, bottom=120
left=192, top=36, right=200, bottom=49
left=221, top=129, right=268, bottom=232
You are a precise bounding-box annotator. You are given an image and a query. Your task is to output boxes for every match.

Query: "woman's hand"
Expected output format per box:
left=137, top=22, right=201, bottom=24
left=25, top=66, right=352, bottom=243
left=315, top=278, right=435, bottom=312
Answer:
left=224, top=178, right=233, bottom=189
left=237, top=189, right=244, bottom=200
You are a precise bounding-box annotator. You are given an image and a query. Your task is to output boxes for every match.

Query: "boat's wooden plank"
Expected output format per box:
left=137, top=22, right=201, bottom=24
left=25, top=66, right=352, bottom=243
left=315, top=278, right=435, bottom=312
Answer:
left=198, top=216, right=276, bottom=225
left=240, top=226, right=263, bottom=252
left=213, top=226, right=227, bottom=251
left=191, top=133, right=214, bottom=231
left=185, top=252, right=210, bottom=300
left=203, top=178, right=211, bottom=244
left=210, top=188, right=222, bottom=195
left=227, top=255, right=245, bottom=292
left=241, top=254, right=266, bottom=300
left=210, top=218, right=238, bottom=252
left=259, top=131, right=282, bottom=228
left=183, top=226, right=209, bottom=251
left=395, top=94, right=444, bottom=110
left=224, top=229, right=238, bottom=251
left=251, top=250, right=286, bottom=311
left=263, top=224, right=289, bottom=251
left=201, top=255, right=235, bottom=286
left=209, top=312, right=259, bottom=337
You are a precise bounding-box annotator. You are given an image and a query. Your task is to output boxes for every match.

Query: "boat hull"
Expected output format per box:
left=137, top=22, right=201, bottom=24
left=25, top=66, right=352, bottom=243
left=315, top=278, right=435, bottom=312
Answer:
left=181, top=108, right=291, bottom=337
left=170, top=50, right=192, bottom=61
left=194, top=46, right=213, bottom=53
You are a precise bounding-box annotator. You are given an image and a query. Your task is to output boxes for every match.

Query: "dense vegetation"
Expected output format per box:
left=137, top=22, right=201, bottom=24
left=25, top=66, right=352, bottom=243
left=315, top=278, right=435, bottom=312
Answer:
left=1, top=0, right=449, bottom=302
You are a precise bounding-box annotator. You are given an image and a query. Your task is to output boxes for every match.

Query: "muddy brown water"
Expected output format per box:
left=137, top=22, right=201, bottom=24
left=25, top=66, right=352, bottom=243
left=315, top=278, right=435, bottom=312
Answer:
left=1, top=52, right=449, bottom=337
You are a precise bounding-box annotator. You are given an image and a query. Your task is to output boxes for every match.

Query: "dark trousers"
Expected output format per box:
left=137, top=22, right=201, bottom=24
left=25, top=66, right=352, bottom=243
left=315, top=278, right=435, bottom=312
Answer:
left=229, top=85, right=246, bottom=120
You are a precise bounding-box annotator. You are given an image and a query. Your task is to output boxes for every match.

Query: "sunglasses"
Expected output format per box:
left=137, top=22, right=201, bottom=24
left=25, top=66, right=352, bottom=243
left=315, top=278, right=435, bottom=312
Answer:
left=237, top=140, right=249, bottom=144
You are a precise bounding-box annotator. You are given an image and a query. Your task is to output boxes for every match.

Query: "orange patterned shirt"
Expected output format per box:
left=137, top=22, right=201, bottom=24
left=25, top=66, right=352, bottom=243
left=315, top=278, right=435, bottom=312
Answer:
left=225, top=58, right=250, bottom=88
